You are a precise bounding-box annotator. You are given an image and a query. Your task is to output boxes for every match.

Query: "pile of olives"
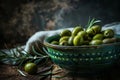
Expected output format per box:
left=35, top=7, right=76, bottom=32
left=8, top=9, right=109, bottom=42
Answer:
left=50, top=25, right=116, bottom=46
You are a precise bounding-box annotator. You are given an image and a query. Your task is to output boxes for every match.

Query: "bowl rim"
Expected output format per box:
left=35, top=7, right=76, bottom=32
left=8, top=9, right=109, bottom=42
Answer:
left=44, top=34, right=120, bottom=50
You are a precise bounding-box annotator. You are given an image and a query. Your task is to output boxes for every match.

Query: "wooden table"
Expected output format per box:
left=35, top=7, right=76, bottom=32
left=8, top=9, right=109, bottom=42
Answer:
left=1, top=63, right=120, bottom=80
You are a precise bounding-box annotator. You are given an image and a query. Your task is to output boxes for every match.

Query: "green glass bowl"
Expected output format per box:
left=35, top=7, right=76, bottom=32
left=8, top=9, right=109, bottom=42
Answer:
left=43, top=34, right=120, bottom=74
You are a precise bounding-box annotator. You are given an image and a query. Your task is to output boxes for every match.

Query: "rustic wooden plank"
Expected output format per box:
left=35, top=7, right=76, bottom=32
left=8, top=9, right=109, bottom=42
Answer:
left=1, top=63, right=120, bottom=80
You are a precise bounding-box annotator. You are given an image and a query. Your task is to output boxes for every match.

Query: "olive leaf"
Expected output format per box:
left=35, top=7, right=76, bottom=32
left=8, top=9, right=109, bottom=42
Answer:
left=0, top=46, right=49, bottom=66
left=86, top=17, right=101, bottom=29
left=17, top=69, right=27, bottom=77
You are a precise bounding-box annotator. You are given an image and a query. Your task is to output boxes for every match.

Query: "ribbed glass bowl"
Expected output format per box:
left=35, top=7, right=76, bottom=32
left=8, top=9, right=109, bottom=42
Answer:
left=43, top=34, right=120, bottom=75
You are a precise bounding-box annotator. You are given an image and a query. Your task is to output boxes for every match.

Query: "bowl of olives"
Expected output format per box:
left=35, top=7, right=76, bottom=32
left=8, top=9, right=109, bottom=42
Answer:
left=43, top=21, right=120, bottom=75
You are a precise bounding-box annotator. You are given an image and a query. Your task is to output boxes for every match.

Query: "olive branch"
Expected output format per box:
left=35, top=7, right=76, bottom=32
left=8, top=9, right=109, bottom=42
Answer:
left=86, top=17, right=101, bottom=29
left=0, top=45, right=64, bottom=79
left=0, top=46, right=49, bottom=66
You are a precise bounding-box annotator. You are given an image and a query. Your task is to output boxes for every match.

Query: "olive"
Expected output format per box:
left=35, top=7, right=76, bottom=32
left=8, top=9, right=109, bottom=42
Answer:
left=49, top=19, right=116, bottom=46
left=68, top=36, right=74, bottom=46
left=85, top=34, right=92, bottom=41
left=86, top=28, right=96, bottom=37
left=51, top=41, right=59, bottom=45
left=60, top=29, right=71, bottom=37
left=59, top=40, right=68, bottom=46
left=72, top=26, right=84, bottom=36
left=93, top=34, right=104, bottom=40
left=103, top=38, right=116, bottom=44
left=85, top=34, right=90, bottom=40
left=77, top=31, right=87, bottom=39
left=73, top=35, right=84, bottom=46
left=103, top=29, right=114, bottom=38
left=24, top=62, right=38, bottom=75
left=91, top=25, right=101, bottom=34
left=90, top=40, right=103, bottom=45
left=59, top=36, right=69, bottom=43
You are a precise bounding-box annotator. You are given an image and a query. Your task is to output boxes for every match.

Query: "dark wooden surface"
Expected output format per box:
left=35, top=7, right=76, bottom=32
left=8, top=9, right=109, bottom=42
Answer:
left=1, top=63, right=120, bottom=80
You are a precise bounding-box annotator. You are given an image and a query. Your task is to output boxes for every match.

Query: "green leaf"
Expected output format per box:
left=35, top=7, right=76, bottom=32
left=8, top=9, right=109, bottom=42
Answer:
left=86, top=18, right=101, bottom=30
left=37, top=65, right=53, bottom=74
left=40, top=71, right=53, bottom=76
left=17, top=69, right=27, bottom=76
left=34, top=58, right=44, bottom=65
left=32, top=46, right=44, bottom=56
left=52, top=75, right=66, bottom=79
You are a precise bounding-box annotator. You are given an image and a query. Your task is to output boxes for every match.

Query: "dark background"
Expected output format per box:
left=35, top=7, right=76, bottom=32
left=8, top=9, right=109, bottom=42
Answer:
left=0, top=0, right=120, bottom=49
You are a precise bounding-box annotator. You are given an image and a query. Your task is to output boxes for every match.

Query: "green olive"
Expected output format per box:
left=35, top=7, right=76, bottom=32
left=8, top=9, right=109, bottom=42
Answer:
left=77, top=31, right=87, bottom=39
left=68, top=36, right=74, bottom=46
left=72, top=26, right=83, bottom=36
left=103, top=29, right=114, bottom=38
left=24, top=62, right=38, bottom=75
left=49, top=20, right=116, bottom=46
left=86, top=28, right=96, bottom=37
left=93, top=34, right=104, bottom=40
left=103, top=38, right=116, bottom=44
left=73, top=35, right=84, bottom=46
left=91, top=25, right=101, bottom=34
left=51, top=41, right=59, bottom=45
left=90, top=40, right=103, bottom=45
left=60, top=29, right=71, bottom=37
left=86, top=34, right=92, bottom=41
left=59, top=40, right=68, bottom=46
left=59, top=36, right=69, bottom=43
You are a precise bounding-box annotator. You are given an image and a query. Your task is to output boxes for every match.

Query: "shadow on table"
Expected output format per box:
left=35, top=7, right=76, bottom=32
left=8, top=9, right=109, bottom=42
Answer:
left=66, top=62, right=120, bottom=80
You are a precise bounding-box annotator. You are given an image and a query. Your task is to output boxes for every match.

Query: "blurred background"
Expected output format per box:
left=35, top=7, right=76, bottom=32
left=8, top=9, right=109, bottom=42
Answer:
left=0, top=0, right=120, bottom=49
